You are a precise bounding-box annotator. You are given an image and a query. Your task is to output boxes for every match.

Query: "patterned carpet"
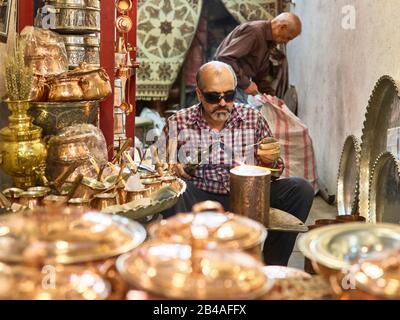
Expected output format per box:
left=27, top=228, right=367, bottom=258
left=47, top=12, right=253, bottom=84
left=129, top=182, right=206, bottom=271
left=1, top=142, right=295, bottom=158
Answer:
left=136, top=0, right=203, bottom=101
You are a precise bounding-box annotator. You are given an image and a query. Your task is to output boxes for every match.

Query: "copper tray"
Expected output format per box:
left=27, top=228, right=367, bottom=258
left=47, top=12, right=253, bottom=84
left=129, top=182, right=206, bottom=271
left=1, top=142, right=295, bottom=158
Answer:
left=337, top=135, right=361, bottom=216
left=369, top=152, right=400, bottom=223
left=359, top=75, right=400, bottom=221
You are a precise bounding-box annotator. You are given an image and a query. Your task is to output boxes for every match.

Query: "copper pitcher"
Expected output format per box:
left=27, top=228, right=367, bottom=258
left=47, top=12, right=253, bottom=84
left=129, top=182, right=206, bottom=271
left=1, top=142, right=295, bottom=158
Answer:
left=91, top=193, right=118, bottom=211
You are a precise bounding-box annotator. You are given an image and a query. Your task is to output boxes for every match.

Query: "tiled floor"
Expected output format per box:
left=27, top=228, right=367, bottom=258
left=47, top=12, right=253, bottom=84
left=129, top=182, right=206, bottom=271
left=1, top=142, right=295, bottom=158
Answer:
left=288, top=195, right=337, bottom=269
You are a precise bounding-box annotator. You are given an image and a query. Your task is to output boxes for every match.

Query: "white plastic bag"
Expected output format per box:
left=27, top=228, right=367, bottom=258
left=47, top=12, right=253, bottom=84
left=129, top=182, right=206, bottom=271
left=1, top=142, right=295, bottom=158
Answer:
left=249, top=95, right=319, bottom=192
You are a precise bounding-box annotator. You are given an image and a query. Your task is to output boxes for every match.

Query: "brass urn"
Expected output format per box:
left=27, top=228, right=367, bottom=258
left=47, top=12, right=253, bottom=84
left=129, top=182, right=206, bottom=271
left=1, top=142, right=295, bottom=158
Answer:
left=0, top=100, right=47, bottom=189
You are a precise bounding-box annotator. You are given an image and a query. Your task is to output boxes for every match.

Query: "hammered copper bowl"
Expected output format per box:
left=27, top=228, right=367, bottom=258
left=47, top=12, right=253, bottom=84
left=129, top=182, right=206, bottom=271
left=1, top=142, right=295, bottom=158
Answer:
left=298, top=223, right=400, bottom=285
left=29, top=101, right=99, bottom=136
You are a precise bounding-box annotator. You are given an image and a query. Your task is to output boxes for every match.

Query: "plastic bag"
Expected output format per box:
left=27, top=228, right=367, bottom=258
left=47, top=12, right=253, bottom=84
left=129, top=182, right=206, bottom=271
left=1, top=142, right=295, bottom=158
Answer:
left=249, top=95, right=319, bottom=192
left=20, top=26, right=68, bottom=76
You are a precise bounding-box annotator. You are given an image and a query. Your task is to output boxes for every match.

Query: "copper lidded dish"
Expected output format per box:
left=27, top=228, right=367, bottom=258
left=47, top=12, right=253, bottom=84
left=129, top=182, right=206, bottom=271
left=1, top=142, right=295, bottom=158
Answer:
left=0, top=207, right=147, bottom=299
left=116, top=240, right=274, bottom=300
left=148, top=201, right=267, bottom=261
left=298, top=222, right=400, bottom=282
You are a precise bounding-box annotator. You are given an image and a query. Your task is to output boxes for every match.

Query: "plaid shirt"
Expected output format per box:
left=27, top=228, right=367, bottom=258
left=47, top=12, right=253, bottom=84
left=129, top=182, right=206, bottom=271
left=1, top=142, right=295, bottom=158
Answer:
left=157, top=103, right=283, bottom=194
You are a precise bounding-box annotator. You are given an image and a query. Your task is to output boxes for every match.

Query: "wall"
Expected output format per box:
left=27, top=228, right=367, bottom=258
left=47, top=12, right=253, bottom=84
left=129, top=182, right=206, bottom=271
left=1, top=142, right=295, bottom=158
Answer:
left=288, top=0, right=400, bottom=193
left=0, top=0, right=17, bottom=188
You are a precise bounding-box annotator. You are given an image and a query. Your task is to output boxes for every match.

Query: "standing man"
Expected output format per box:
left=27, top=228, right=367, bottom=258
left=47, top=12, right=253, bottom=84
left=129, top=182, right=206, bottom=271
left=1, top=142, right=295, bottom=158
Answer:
left=214, top=12, right=302, bottom=103
left=158, top=61, right=313, bottom=266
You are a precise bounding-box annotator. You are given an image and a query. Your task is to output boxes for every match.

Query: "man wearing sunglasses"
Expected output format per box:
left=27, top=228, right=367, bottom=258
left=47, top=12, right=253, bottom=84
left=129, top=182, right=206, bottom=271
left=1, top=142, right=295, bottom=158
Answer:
left=158, top=61, right=313, bottom=266
left=214, top=12, right=302, bottom=103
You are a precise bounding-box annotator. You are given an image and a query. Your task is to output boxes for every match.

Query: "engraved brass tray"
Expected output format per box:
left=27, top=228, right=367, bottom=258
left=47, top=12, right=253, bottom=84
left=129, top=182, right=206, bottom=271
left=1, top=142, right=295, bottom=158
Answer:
left=337, top=135, right=361, bottom=216
left=359, top=75, right=400, bottom=221
left=29, top=100, right=99, bottom=136
left=369, top=152, right=400, bottom=224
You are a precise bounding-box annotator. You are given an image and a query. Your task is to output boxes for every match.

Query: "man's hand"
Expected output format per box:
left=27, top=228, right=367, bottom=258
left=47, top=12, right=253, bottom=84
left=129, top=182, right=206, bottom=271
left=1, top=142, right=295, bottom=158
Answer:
left=257, top=137, right=281, bottom=164
left=169, top=163, right=192, bottom=180
left=244, top=81, right=259, bottom=95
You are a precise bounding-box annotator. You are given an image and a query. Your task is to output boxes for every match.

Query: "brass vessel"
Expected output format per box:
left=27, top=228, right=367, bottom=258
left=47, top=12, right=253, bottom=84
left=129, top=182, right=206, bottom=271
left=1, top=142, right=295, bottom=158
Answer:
left=0, top=100, right=47, bottom=189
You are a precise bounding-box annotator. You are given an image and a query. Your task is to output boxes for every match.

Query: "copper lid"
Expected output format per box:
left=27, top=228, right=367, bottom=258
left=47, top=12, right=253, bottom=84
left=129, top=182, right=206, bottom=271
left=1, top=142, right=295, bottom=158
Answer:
left=0, top=262, right=109, bottom=300
left=117, top=241, right=273, bottom=300
left=0, top=207, right=146, bottom=264
left=149, top=211, right=267, bottom=251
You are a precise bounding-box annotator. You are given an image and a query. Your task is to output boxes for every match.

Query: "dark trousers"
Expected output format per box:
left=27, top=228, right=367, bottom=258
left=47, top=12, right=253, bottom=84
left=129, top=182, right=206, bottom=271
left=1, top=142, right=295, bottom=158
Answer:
left=163, top=177, right=314, bottom=266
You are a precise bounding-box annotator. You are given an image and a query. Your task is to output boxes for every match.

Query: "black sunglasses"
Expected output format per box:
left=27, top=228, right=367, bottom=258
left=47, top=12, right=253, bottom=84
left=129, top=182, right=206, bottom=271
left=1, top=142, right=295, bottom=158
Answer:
left=201, top=89, right=236, bottom=104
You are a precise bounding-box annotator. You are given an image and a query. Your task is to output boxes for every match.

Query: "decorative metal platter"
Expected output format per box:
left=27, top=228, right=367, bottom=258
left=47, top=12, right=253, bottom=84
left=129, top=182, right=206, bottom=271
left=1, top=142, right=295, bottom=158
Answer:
left=337, top=135, right=361, bottom=216
left=102, top=179, right=186, bottom=221
left=359, top=75, right=400, bottom=221
left=369, top=152, right=400, bottom=224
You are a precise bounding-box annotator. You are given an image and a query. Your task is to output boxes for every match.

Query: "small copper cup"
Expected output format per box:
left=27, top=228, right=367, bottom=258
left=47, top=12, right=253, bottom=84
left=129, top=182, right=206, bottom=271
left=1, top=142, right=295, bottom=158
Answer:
left=335, top=215, right=366, bottom=223
left=19, top=191, right=45, bottom=210
left=141, top=179, right=162, bottom=194
left=3, top=188, right=24, bottom=204
left=68, top=198, right=91, bottom=212
left=91, top=193, right=118, bottom=211
left=315, top=219, right=342, bottom=226
left=27, top=186, right=52, bottom=196
left=43, top=195, right=68, bottom=207
left=125, top=188, right=151, bottom=203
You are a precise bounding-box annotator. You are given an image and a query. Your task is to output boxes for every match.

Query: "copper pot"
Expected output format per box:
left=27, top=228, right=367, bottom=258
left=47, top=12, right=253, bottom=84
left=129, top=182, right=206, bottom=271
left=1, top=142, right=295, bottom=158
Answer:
left=125, top=188, right=151, bottom=203
left=91, top=193, right=118, bottom=211
left=27, top=186, right=52, bottom=196
left=70, top=63, right=112, bottom=100
left=68, top=197, right=91, bottom=212
left=47, top=77, right=84, bottom=102
left=19, top=191, right=45, bottom=210
left=0, top=207, right=147, bottom=300
left=2, top=188, right=24, bottom=204
left=43, top=195, right=69, bottom=207
left=335, top=215, right=366, bottom=223
left=141, top=179, right=162, bottom=194
left=148, top=201, right=267, bottom=262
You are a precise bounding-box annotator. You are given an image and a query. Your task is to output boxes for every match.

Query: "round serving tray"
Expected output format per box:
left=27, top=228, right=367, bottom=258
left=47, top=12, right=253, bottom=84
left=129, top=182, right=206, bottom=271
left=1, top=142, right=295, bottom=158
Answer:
left=369, top=152, right=400, bottom=224
left=337, top=135, right=361, bottom=216
left=359, top=75, right=400, bottom=221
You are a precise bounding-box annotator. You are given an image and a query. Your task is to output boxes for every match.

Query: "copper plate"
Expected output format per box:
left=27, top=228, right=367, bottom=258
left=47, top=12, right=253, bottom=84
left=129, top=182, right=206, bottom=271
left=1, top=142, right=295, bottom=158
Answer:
left=369, top=152, right=400, bottom=224
left=359, top=75, right=400, bottom=221
left=116, top=241, right=274, bottom=300
left=337, top=135, right=361, bottom=216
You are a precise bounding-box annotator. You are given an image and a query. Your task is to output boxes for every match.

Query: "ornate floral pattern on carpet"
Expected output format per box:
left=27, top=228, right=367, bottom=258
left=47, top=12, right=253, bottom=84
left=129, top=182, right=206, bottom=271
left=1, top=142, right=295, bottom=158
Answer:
left=136, top=0, right=203, bottom=101
left=221, top=0, right=278, bottom=23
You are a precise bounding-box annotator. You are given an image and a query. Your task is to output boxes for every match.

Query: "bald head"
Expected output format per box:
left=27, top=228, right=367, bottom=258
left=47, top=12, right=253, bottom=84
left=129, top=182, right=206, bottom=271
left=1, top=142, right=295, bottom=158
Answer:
left=271, top=12, right=302, bottom=44
left=196, top=61, right=237, bottom=91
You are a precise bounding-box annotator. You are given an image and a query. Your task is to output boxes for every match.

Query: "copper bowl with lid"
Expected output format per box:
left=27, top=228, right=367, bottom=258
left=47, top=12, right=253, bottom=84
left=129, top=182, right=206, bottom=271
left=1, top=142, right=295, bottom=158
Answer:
left=0, top=207, right=147, bottom=299
left=0, top=262, right=110, bottom=300
left=116, top=240, right=274, bottom=300
left=298, top=223, right=400, bottom=288
left=148, top=201, right=267, bottom=261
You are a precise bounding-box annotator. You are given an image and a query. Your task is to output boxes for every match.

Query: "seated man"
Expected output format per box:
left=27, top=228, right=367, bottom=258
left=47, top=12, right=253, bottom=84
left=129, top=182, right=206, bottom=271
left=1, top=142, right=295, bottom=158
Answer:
left=157, top=61, right=314, bottom=266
